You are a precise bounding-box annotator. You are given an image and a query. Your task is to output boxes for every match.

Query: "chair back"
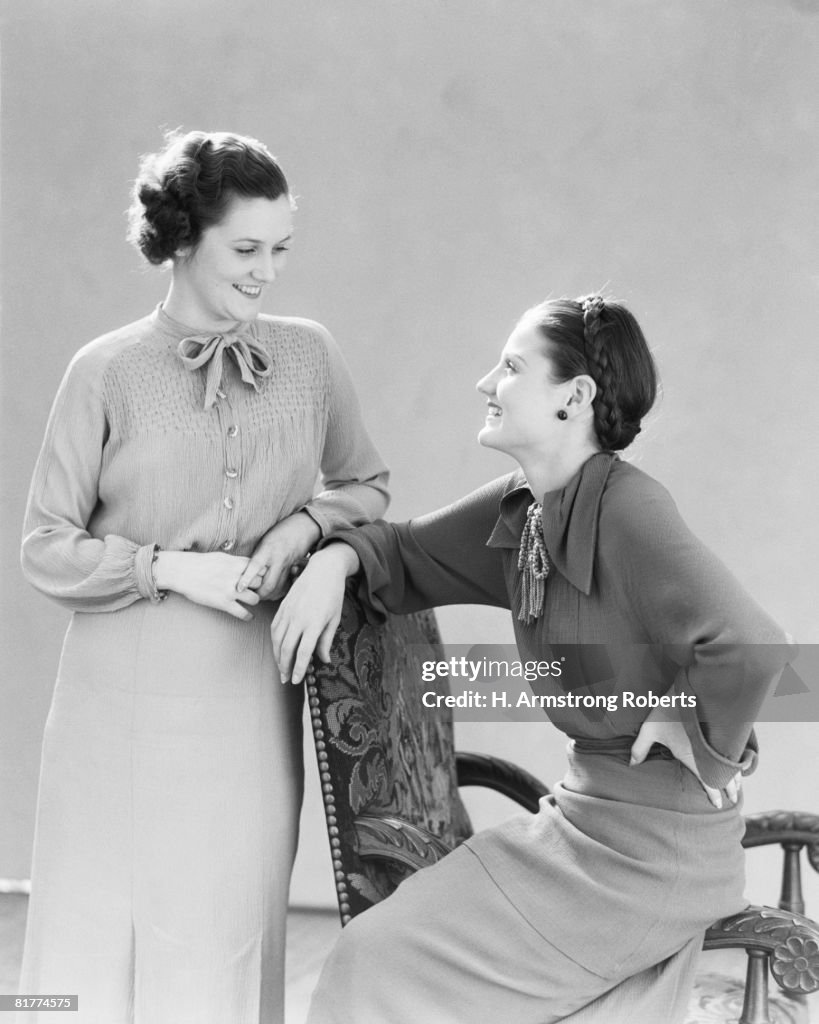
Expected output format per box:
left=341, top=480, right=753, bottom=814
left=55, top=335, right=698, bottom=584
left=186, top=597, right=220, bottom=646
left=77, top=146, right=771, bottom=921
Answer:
left=306, top=592, right=471, bottom=924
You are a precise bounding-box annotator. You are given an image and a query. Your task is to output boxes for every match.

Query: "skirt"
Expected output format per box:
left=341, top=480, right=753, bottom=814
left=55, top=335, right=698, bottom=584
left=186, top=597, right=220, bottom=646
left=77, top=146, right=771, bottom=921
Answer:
left=17, top=594, right=304, bottom=1024
left=307, top=743, right=748, bottom=1024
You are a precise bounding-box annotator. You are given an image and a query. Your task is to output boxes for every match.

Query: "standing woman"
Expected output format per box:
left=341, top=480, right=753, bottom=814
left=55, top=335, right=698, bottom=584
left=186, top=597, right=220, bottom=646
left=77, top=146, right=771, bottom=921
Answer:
left=19, top=130, right=389, bottom=1024
left=272, top=295, right=791, bottom=1023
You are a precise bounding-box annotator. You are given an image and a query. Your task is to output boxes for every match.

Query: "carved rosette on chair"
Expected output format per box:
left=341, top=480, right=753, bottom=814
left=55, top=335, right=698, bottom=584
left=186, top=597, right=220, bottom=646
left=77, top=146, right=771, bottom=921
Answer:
left=695, top=906, right=819, bottom=1024
left=306, top=590, right=471, bottom=924
left=686, top=811, right=819, bottom=1024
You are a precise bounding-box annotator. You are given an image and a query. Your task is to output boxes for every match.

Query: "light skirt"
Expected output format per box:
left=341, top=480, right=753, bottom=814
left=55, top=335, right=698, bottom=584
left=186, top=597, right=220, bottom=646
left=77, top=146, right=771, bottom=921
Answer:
left=307, top=746, right=747, bottom=1024
left=17, top=595, right=304, bottom=1024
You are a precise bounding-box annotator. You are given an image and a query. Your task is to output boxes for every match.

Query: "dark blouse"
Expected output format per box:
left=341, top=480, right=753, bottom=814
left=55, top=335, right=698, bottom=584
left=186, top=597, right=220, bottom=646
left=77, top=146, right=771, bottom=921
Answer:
left=331, top=452, right=791, bottom=788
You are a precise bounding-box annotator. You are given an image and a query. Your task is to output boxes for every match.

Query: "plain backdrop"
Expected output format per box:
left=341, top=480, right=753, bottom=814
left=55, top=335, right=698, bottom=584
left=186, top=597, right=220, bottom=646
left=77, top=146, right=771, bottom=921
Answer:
left=2, top=0, right=818, bottom=913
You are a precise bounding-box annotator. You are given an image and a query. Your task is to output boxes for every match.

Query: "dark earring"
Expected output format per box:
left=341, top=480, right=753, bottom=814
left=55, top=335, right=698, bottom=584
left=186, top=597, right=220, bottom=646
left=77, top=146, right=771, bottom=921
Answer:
left=557, top=410, right=568, bottom=421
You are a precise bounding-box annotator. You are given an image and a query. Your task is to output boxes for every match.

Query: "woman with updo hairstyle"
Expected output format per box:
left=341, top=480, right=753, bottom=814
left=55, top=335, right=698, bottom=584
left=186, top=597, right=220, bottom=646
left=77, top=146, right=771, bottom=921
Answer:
left=19, top=129, right=389, bottom=1023
left=272, top=294, right=791, bottom=1024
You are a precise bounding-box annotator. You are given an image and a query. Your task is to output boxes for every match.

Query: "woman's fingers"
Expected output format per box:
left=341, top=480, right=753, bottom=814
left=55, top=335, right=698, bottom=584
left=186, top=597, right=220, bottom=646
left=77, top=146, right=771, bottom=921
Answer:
left=701, top=782, right=724, bottom=810
left=270, top=613, right=294, bottom=678
left=315, top=617, right=340, bottom=665
left=724, top=774, right=742, bottom=806
left=237, top=559, right=268, bottom=592
left=269, top=549, right=350, bottom=681
left=665, top=744, right=724, bottom=808
left=225, top=601, right=255, bottom=622
left=240, top=513, right=318, bottom=595
left=272, top=616, right=310, bottom=684
left=220, top=577, right=261, bottom=620
left=256, top=567, right=290, bottom=601
left=630, top=715, right=732, bottom=809
left=290, top=633, right=319, bottom=686
left=271, top=606, right=334, bottom=684
left=628, top=730, right=651, bottom=767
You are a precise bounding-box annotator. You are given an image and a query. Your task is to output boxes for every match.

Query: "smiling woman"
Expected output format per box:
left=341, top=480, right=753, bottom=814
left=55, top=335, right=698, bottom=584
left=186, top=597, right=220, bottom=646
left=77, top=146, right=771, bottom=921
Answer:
left=477, top=298, right=656, bottom=499
left=18, top=130, right=389, bottom=1024
left=268, top=294, right=791, bottom=1024
left=129, top=131, right=296, bottom=330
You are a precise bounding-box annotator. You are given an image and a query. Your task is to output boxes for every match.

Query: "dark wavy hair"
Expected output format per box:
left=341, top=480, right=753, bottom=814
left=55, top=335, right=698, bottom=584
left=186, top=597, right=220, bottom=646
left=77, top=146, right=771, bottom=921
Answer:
left=127, top=130, right=291, bottom=264
left=522, top=295, right=658, bottom=452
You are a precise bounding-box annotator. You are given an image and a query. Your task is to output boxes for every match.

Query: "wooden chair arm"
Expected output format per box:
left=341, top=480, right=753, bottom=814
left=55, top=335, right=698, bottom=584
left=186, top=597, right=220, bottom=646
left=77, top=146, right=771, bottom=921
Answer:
left=743, top=810, right=819, bottom=854
left=455, top=752, right=550, bottom=814
left=742, top=810, right=819, bottom=918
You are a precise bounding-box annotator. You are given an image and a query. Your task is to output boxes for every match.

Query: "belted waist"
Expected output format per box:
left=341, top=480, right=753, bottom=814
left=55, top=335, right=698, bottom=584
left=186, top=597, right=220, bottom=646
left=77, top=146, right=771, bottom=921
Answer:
left=570, top=736, right=676, bottom=760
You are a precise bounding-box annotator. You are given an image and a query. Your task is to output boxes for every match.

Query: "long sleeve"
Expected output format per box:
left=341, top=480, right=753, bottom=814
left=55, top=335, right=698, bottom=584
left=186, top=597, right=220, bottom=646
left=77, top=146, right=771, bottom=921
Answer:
left=325, top=476, right=512, bottom=621
left=298, top=323, right=390, bottom=535
left=21, top=349, right=157, bottom=612
left=597, top=469, right=792, bottom=787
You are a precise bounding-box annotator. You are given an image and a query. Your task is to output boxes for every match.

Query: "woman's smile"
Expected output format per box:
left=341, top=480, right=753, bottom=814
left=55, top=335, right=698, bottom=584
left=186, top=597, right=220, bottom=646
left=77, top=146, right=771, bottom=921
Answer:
left=164, top=193, right=294, bottom=332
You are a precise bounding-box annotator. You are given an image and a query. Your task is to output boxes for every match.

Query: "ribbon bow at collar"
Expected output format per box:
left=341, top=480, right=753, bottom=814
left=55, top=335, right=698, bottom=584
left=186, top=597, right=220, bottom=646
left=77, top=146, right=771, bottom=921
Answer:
left=177, top=328, right=272, bottom=409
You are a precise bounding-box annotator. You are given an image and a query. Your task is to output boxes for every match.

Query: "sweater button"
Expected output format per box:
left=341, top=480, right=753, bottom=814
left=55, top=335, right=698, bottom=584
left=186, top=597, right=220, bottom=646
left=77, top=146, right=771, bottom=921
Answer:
left=224, top=497, right=235, bottom=510
left=225, top=468, right=238, bottom=479
left=221, top=539, right=235, bottom=552
left=227, top=425, right=239, bottom=438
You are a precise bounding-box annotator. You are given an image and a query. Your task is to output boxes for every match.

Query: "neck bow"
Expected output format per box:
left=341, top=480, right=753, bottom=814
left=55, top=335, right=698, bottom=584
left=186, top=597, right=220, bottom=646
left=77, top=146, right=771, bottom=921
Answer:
left=177, top=328, right=272, bottom=409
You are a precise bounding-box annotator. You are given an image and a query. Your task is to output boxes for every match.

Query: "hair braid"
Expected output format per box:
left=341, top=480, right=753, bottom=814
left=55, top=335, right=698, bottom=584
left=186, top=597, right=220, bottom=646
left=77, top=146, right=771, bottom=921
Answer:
left=580, top=295, right=624, bottom=451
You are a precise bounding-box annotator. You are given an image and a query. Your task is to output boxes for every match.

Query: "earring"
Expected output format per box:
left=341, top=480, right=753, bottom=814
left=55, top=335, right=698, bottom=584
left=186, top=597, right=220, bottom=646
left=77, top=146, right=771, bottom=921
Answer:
left=557, top=410, right=568, bottom=420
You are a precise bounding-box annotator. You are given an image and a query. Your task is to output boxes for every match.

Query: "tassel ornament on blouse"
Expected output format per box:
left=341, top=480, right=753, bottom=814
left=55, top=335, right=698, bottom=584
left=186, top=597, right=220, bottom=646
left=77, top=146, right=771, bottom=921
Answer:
left=517, top=501, right=550, bottom=623
left=177, top=330, right=273, bottom=409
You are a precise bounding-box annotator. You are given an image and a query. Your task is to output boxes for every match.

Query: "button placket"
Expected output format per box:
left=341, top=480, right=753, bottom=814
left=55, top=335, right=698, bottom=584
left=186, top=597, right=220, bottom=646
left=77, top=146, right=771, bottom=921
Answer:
left=214, top=386, right=241, bottom=553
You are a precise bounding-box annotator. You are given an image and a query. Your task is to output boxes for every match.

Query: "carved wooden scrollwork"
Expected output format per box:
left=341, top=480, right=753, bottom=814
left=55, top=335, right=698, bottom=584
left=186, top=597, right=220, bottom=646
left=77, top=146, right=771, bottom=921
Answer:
left=354, top=814, right=453, bottom=872
left=704, top=905, right=819, bottom=995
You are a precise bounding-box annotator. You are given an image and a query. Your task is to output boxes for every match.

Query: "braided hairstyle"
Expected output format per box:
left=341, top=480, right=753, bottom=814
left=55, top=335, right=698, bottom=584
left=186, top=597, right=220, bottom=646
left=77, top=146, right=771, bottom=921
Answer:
left=127, top=130, right=291, bottom=265
left=524, top=295, right=658, bottom=452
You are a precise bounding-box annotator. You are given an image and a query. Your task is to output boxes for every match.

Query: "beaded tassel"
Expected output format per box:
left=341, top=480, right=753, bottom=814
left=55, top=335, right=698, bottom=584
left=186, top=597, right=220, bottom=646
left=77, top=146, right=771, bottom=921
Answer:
left=517, top=501, right=549, bottom=623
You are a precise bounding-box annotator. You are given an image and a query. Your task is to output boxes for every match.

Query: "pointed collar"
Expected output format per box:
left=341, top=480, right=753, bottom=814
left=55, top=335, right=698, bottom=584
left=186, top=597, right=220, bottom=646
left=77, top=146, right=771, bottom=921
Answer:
left=486, top=452, right=618, bottom=595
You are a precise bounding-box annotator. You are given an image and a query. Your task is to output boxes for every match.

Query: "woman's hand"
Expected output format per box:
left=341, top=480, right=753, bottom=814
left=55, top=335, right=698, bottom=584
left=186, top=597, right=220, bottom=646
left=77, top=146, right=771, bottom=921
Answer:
left=270, top=543, right=361, bottom=684
left=237, top=512, right=322, bottom=600
left=630, top=713, right=741, bottom=809
left=153, top=551, right=262, bottom=621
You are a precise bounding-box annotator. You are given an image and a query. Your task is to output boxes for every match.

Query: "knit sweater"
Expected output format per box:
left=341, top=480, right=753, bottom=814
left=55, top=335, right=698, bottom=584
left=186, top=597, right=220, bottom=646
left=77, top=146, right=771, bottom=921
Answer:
left=333, top=452, right=791, bottom=789
left=22, top=304, right=389, bottom=612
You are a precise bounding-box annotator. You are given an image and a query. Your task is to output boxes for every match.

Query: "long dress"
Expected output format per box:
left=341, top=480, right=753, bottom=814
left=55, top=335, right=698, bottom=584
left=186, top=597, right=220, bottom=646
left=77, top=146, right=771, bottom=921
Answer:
left=306, top=452, right=791, bottom=1024
left=18, top=304, right=389, bottom=1024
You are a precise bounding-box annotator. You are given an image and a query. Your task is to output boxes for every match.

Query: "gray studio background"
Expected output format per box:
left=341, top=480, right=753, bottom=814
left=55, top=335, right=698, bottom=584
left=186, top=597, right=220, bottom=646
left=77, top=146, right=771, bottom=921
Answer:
left=2, top=0, right=819, bottom=910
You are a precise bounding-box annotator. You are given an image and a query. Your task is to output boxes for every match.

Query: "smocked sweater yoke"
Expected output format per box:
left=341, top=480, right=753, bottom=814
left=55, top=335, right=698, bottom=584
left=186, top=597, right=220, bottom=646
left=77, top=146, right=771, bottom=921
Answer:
left=21, top=304, right=390, bottom=612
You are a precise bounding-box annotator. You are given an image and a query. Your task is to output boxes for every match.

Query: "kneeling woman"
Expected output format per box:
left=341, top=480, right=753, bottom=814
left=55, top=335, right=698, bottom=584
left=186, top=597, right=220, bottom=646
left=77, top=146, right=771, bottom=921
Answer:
left=271, top=295, right=790, bottom=1023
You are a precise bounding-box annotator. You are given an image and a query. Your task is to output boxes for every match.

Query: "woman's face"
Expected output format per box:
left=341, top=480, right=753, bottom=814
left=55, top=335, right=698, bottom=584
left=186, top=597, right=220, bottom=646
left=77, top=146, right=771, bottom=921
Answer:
left=476, top=321, right=573, bottom=461
left=171, top=193, right=294, bottom=331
